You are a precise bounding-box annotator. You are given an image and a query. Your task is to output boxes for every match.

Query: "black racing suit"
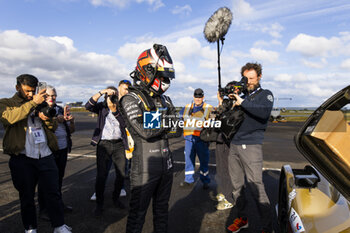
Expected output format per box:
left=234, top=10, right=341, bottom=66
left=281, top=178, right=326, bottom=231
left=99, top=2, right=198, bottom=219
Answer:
left=119, top=86, right=178, bottom=233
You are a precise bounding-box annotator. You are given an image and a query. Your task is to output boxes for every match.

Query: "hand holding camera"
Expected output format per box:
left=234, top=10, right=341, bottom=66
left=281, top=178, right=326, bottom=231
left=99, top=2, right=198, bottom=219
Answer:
left=33, top=89, right=47, bottom=105
left=64, top=105, right=74, bottom=121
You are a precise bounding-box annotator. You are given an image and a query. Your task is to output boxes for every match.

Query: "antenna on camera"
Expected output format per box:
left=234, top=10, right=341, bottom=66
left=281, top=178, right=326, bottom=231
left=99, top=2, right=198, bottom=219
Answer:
left=203, top=7, right=233, bottom=91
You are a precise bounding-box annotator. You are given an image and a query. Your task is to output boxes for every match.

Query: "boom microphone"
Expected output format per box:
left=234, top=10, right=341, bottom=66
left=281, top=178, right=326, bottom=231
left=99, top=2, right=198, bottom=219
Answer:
left=204, top=7, right=233, bottom=43
left=203, top=7, right=233, bottom=90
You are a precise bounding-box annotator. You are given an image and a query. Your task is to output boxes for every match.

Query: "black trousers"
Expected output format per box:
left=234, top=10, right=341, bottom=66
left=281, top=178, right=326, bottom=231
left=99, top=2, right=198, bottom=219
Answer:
left=126, top=137, right=173, bottom=233
left=9, top=154, right=64, bottom=230
left=215, top=137, right=234, bottom=202
left=95, top=140, right=126, bottom=206
left=38, top=148, right=68, bottom=211
left=126, top=170, right=173, bottom=233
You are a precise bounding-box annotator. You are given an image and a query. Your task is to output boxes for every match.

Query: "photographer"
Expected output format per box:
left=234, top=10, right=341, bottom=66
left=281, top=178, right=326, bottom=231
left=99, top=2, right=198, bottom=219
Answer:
left=0, top=74, right=71, bottom=233
left=227, top=63, right=273, bottom=233
left=38, top=85, right=75, bottom=220
left=85, top=86, right=129, bottom=217
left=90, top=79, right=131, bottom=201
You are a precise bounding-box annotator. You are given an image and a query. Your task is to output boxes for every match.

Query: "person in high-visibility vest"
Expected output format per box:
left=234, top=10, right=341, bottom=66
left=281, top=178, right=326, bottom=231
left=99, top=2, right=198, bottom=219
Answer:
left=179, top=88, right=213, bottom=189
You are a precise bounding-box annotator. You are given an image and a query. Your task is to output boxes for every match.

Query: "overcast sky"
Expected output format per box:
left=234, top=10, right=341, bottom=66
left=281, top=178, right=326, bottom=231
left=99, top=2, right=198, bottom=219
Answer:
left=1, top=0, right=350, bottom=107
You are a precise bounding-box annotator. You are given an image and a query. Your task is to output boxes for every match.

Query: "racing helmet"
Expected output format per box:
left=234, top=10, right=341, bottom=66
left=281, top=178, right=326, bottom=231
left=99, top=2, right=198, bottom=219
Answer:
left=134, top=44, right=175, bottom=95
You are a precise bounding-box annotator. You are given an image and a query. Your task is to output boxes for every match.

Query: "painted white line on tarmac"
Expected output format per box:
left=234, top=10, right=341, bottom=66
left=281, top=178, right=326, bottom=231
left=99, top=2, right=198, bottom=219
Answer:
left=0, top=149, right=281, bottom=171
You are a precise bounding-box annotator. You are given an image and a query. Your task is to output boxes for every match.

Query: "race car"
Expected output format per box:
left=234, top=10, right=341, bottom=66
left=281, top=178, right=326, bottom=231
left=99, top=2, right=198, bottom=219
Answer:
left=277, top=85, right=350, bottom=233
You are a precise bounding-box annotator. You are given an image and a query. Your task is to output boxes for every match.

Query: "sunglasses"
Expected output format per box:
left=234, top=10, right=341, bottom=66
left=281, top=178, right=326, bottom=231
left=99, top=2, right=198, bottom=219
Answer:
left=119, top=79, right=131, bottom=86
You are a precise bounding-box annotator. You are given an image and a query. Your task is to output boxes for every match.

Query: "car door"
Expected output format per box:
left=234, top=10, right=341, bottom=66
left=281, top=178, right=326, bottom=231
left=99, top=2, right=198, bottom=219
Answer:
left=295, top=85, right=350, bottom=202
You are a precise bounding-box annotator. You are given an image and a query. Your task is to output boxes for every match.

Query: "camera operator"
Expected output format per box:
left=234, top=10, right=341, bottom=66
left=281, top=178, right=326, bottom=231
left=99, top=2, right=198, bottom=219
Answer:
left=0, top=74, right=71, bottom=233
left=85, top=86, right=129, bottom=217
left=214, top=85, right=237, bottom=211
left=38, top=85, right=75, bottom=220
left=227, top=63, right=274, bottom=233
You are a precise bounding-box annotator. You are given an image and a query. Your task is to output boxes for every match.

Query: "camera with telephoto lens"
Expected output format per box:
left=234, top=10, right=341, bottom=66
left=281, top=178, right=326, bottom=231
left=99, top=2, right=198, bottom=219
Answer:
left=36, top=102, right=56, bottom=118
left=219, top=76, right=247, bottom=97
left=108, top=95, right=118, bottom=104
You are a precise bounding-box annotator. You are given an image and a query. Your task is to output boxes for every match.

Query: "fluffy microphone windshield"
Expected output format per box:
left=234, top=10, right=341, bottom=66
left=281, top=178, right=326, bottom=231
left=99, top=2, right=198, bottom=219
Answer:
left=204, top=7, right=233, bottom=43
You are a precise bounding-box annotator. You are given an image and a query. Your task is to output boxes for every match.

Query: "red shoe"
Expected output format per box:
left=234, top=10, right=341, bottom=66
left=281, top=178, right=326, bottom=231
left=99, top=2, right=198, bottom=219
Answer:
left=227, top=217, right=248, bottom=232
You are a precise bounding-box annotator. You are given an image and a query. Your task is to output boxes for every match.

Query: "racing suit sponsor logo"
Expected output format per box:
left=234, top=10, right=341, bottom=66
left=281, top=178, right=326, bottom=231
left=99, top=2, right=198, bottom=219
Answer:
left=289, top=207, right=305, bottom=233
left=125, top=103, right=139, bottom=112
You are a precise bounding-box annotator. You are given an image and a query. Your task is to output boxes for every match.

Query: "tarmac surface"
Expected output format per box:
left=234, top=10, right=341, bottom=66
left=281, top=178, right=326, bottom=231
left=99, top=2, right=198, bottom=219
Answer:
left=0, top=112, right=309, bottom=233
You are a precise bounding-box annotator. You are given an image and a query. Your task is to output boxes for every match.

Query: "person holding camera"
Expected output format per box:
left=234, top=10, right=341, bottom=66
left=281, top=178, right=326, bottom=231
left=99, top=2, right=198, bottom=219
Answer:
left=38, top=85, right=75, bottom=220
left=214, top=85, right=238, bottom=211
left=227, top=63, right=273, bottom=233
left=0, top=74, right=71, bottom=233
left=89, top=79, right=131, bottom=201
left=85, top=86, right=129, bottom=217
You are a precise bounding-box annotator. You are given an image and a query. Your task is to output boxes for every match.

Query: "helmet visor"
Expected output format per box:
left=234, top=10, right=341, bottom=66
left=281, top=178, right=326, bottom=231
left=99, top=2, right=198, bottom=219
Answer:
left=156, top=67, right=175, bottom=80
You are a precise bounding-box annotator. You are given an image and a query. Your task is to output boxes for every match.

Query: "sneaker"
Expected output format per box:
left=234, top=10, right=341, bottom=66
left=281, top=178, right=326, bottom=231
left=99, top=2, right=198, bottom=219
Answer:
left=227, top=217, right=248, bottom=232
left=216, top=199, right=233, bottom=210
left=179, top=181, right=194, bottom=188
left=90, top=192, right=96, bottom=201
left=216, top=193, right=225, bottom=202
left=120, top=188, right=126, bottom=197
left=25, top=229, right=37, bottom=233
left=53, top=224, right=72, bottom=233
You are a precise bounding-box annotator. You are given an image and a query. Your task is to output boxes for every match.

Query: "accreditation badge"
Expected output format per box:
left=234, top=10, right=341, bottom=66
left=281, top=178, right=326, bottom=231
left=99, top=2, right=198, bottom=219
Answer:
left=31, top=127, right=46, bottom=144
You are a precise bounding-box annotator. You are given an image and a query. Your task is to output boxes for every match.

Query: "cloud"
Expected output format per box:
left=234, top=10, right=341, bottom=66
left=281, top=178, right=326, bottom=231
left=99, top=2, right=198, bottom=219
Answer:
left=235, top=22, right=284, bottom=39
left=250, top=48, right=279, bottom=63
left=117, top=36, right=202, bottom=62
left=274, top=73, right=292, bottom=82
left=301, top=58, right=327, bottom=69
left=286, top=33, right=348, bottom=57
left=0, top=30, right=128, bottom=101
left=90, top=0, right=128, bottom=8
left=261, top=23, right=284, bottom=38
left=232, top=0, right=255, bottom=21
left=89, top=0, right=164, bottom=10
left=269, top=71, right=349, bottom=107
left=340, top=58, right=350, bottom=70
left=253, top=39, right=282, bottom=48
left=172, top=5, right=192, bottom=16
left=232, top=0, right=350, bottom=23
left=117, top=42, right=153, bottom=61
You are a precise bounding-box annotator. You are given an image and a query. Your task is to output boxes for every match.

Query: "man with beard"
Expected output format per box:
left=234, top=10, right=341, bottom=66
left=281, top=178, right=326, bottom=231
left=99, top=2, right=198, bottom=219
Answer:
left=0, top=74, right=72, bottom=233
left=226, top=63, right=274, bottom=233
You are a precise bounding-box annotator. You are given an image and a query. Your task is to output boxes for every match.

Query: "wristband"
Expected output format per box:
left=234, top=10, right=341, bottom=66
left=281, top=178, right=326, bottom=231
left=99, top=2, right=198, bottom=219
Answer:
left=98, top=91, right=103, bottom=96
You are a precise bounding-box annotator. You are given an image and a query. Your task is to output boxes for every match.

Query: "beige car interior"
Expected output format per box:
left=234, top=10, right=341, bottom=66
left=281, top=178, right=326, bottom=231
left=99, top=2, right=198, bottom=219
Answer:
left=311, top=110, right=350, bottom=167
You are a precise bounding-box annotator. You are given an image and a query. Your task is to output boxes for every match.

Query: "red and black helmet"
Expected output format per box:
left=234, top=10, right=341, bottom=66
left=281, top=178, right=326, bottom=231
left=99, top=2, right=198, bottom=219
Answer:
left=133, top=44, right=175, bottom=95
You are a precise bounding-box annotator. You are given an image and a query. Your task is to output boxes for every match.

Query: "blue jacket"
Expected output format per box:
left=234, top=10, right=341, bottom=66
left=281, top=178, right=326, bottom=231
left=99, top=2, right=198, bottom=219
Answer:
left=85, top=97, right=129, bottom=149
left=232, top=87, right=273, bottom=145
